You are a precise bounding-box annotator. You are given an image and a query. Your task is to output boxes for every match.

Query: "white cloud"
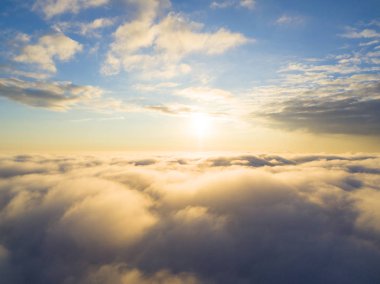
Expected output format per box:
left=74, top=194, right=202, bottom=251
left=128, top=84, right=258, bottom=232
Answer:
left=155, top=14, right=248, bottom=56
left=102, top=1, right=249, bottom=78
left=342, top=28, right=380, bottom=39
left=0, top=66, right=50, bottom=80
left=210, top=0, right=233, bottom=9
left=103, top=13, right=248, bottom=77
left=33, top=0, right=110, bottom=19
left=239, top=0, right=255, bottom=9
left=359, top=40, right=379, bottom=47
left=80, top=17, right=115, bottom=34
left=14, top=33, right=82, bottom=73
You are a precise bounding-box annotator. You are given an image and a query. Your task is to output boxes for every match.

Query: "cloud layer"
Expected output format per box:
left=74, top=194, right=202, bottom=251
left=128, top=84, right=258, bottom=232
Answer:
left=1, top=153, right=380, bottom=283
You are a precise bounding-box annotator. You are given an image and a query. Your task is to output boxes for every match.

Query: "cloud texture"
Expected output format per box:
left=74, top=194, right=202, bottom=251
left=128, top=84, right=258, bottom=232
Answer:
left=14, top=34, right=82, bottom=73
left=102, top=0, right=249, bottom=77
left=1, top=153, right=380, bottom=283
left=0, top=78, right=103, bottom=110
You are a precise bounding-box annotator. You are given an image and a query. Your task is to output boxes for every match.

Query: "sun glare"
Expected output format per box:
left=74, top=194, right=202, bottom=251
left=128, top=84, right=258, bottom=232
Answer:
left=189, top=113, right=212, bottom=140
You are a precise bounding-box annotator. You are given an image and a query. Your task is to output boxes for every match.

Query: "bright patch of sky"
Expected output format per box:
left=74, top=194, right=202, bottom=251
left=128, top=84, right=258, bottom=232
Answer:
left=0, top=0, right=379, bottom=151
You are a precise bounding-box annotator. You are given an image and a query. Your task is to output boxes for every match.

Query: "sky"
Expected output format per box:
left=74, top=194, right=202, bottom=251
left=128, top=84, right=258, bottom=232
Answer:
left=2, top=2, right=380, bottom=282
left=1, top=0, right=380, bottom=152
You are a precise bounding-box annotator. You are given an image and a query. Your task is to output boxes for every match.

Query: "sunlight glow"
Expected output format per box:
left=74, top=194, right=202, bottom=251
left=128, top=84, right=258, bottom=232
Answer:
left=189, top=113, right=213, bottom=140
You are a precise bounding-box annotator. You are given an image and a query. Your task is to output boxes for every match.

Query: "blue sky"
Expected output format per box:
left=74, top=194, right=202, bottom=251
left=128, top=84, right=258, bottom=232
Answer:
left=0, top=0, right=380, bottom=152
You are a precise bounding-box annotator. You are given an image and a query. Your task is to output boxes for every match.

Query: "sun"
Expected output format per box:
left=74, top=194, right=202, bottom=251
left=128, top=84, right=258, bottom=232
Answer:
left=189, top=113, right=213, bottom=140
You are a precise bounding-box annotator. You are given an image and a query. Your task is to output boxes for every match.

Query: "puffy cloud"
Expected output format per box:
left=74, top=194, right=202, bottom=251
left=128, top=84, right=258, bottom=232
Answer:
left=46, top=178, right=157, bottom=250
left=33, top=0, right=110, bottom=19
left=1, top=153, right=380, bottom=283
left=154, top=15, right=248, bottom=57
left=0, top=77, right=103, bottom=110
left=102, top=1, right=249, bottom=77
left=14, top=34, right=82, bottom=73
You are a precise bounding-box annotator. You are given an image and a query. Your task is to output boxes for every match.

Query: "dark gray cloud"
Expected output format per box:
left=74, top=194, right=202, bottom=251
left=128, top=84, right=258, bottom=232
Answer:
left=0, top=78, right=102, bottom=110
left=1, top=153, right=380, bottom=283
left=266, top=96, right=380, bottom=135
left=257, top=42, right=380, bottom=136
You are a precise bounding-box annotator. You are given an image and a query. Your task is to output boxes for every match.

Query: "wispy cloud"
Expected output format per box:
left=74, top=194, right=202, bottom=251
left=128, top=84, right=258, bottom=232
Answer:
left=144, top=103, right=195, bottom=115
left=210, top=0, right=256, bottom=10
left=33, top=0, right=110, bottom=19
left=246, top=23, right=380, bottom=135
left=53, top=17, right=116, bottom=37
left=275, top=14, right=305, bottom=26
left=341, top=28, right=380, bottom=39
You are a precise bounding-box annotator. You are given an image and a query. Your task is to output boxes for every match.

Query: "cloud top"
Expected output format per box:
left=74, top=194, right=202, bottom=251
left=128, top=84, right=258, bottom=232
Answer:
left=1, top=153, right=380, bottom=283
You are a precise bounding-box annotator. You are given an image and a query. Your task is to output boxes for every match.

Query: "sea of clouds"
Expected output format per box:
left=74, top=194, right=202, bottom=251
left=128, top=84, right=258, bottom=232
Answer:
left=1, top=153, right=380, bottom=284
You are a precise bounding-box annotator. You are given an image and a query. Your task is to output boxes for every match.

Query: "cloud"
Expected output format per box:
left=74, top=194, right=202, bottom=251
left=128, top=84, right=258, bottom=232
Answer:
left=102, top=1, right=249, bottom=77
left=210, top=0, right=256, bottom=10
left=33, top=0, right=110, bottom=19
left=359, top=40, right=380, bottom=47
left=263, top=82, right=380, bottom=135
left=144, top=103, right=195, bottom=115
left=240, top=0, right=255, bottom=9
left=0, top=65, right=50, bottom=80
left=48, top=178, right=157, bottom=250
left=0, top=77, right=103, bottom=110
left=248, top=24, right=380, bottom=136
left=275, top=14, right=305, bottom=26
left=14, top=33, right=82, bottom=73
left=1, top=153, right=380, bottom=283
left=342, top=28, right=380, bottom=39
left=53, top=17, right=116, bottom=37
left=82, top=265, right=200, bottom=284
